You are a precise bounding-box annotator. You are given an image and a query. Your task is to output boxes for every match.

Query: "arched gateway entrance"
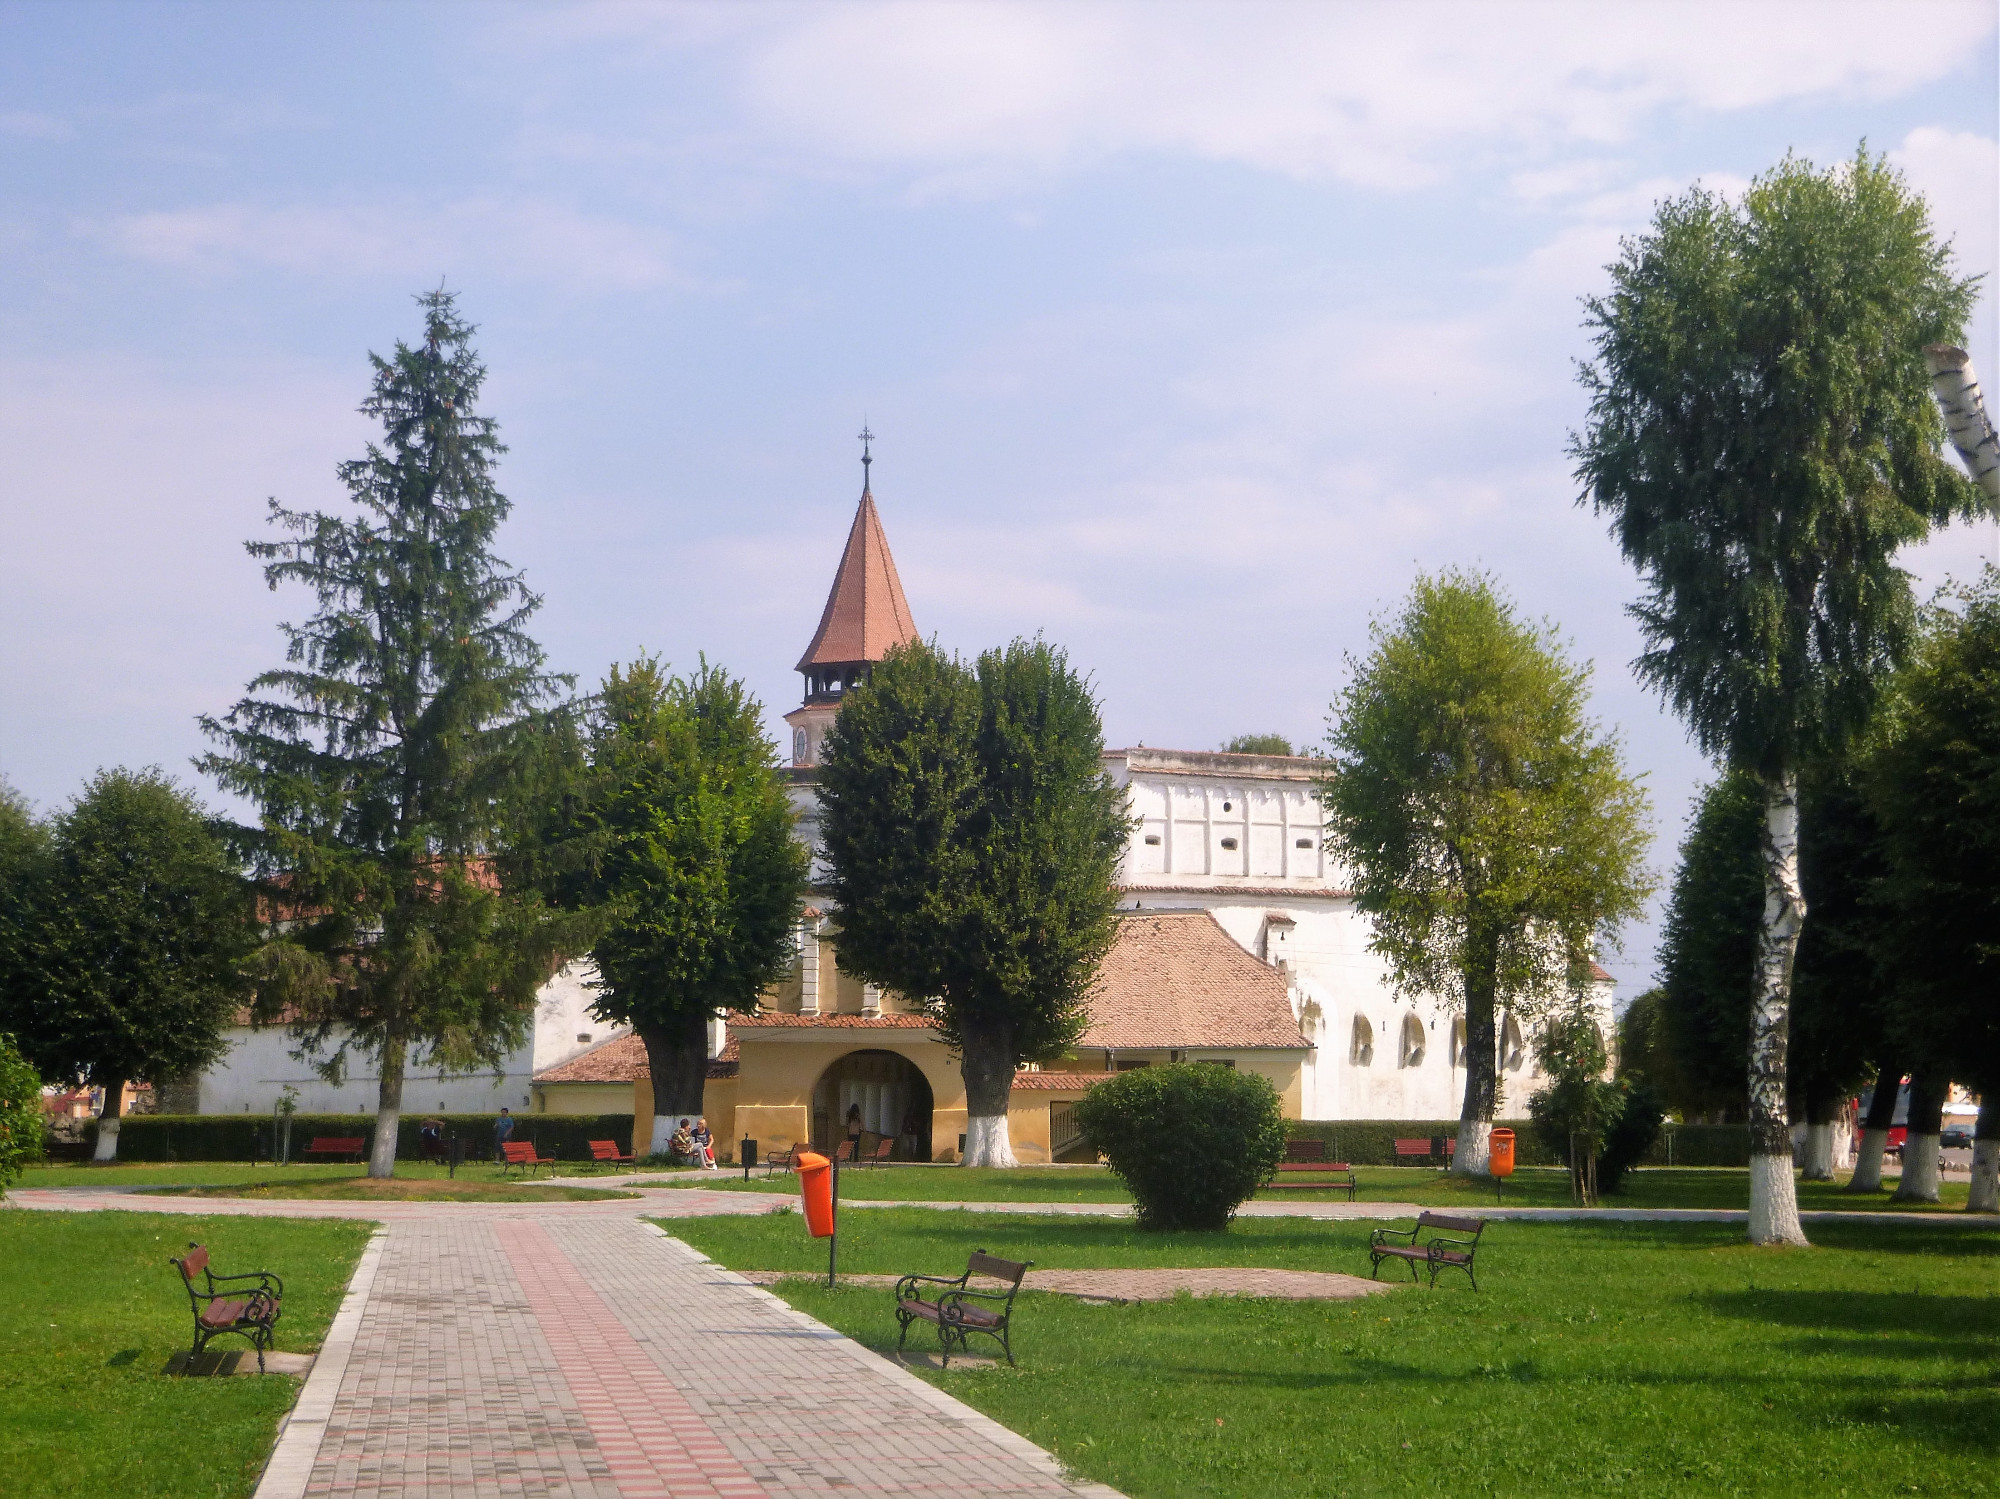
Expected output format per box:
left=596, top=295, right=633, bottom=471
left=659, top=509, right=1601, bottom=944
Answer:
left=812, top=1049, right=934, bottom=1161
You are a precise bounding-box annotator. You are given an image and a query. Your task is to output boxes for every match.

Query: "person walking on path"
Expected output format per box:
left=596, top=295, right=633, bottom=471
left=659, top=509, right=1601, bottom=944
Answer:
left=493, top=1107, right=515, bottom=1164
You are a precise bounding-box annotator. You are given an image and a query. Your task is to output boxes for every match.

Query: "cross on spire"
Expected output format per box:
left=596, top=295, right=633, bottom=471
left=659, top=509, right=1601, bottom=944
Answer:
left=858, top=424, right=873, bottom=492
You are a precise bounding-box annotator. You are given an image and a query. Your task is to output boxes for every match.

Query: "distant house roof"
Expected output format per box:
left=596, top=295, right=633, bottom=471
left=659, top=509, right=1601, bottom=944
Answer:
left=1008, top=1071, right=1109, bottom=1091
left=794, top=489, right=919, bottom=672
left=534, top=1035, right=740, bottom=1085
left=732, top=1011, right=934, bottom=1031
left=1080, top=910, right=1309, bottom=1051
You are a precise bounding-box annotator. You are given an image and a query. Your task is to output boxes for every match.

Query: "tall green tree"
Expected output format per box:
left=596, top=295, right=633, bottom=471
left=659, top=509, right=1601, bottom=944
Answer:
left=2, top=770, right=256, bottom=1161
left=1571, top=148, right=1983, bottom=1243
left=0, top=1032, right=42, bottom=1197
left=819, top=638, right=1130, bottom=1167
left=556, top=657, right=807, bottom=1155
left=199, top=290, right=575, bottom=1179
left=1321, top=571, right=1652, bottom=1175
left=0, top=781, right=45, bottom=1039
left=1221, top=733, right=1294, bottom=756
left=1867, top=570, right=2000, bottom=1212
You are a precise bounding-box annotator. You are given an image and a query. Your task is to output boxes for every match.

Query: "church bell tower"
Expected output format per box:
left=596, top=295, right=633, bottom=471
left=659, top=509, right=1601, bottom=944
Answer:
left=785, top=430, right=919, bottom=769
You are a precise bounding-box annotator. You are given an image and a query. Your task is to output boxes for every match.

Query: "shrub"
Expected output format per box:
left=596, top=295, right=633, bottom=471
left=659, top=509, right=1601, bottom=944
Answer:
left=1527, top=1006, right=1626, bottom=1205
left=1599, top=1077, right=1665, bottom=1194
left=0, top=1032, right=44, bottom=1195
left=1072, top=1063, right=1285, bottom=1230
left=86, top=1112, right=636, bottom=1163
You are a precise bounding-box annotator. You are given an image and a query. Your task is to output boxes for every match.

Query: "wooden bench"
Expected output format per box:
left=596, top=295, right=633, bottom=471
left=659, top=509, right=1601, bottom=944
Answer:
left=1266, top=1163, right=1358, bottom=1199
left=303, top=1136, right=367, bottom=1163
left=501, top=1140, right=555, bottom=1178
left=1393, top=1136, right=1455, bottom=1170
left=1369, top=1212, right=1486, bottom=1289
left=588, top=1140, right=633, bottom=1168
left=858, top=1137, right=896, bottom=1167
left=763, top=1142, right=803, bottom=1176
left=895, top=1250, right=1031, bottom=1367
left=170, top=1242, right=282, bottom=1373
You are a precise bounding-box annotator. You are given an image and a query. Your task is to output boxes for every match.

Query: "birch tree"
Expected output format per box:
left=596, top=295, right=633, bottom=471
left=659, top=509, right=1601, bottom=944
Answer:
left=1571, top=148, right=1985, bottom=1244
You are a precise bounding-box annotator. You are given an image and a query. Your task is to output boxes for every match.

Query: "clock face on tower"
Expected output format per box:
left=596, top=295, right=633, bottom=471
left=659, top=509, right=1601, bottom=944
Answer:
left=794, top=728, right=809, bottom=764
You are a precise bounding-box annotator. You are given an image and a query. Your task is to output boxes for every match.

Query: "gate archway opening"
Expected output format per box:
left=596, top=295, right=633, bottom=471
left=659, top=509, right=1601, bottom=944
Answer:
left=811, top=1049, right=935, bottom=1162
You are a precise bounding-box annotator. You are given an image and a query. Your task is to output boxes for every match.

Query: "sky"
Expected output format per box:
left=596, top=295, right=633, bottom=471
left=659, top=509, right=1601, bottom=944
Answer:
left=2, top=0, right=1996, bottom=996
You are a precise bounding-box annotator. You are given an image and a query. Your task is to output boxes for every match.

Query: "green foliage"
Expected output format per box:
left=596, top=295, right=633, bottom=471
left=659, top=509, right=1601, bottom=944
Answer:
left=818, top=638, right=1130, bottom=1123
left=197, top=291, right=578, bottom=1139
left=552, top=656, right=806, bottom=1112
left=1573, top=147, right=1983, bottom=777
left=1868, top=568, right=2000, bottom=1092
left=1070, top=1062, right=1285, bottom=1230
left=1220, top=733, right=1293, bottom=756
left=1598, top=1077, right=1664, bottom=1195
left=1320, top=570, right=1651, bottom=1135
left=1655, top=768, right=1891, bottom=1120
left=0, top=781, right=46, bottom=1070
left=2, top=769, right=256, bottom=1112
left=0, top=1032, right=43, bottom=1193
left=1527, top=1005, right=1626, bottom=1204
left=80, top=1111, right=637, bottom=1162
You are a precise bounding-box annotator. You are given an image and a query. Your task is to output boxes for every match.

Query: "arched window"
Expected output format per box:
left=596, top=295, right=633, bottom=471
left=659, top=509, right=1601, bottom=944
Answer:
left=1501, top=1015, right=1526, bottom=1072
left=1450, top=1019, right=1468, bottom=1069
left=1399, top=1014, right=1426, bottom=1069
left=1349, top=1014, right=1373, bottom=1067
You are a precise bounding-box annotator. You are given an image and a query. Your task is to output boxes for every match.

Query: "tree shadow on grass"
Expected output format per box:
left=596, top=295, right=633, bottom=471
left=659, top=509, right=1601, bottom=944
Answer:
left=1702, top=1288, right=2000, bottom=1341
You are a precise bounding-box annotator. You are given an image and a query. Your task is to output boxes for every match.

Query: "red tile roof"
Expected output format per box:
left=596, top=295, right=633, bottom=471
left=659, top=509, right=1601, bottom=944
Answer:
left=1080, top=910, right=1309, bottom=1051
left=732, top=1011, right=934, bottom=1030
left=534, top=1034, right=740, bottom=1085
left=794, top=490, right=919, bottom=671
left=1008, top=1071, right=1108, bottom=1091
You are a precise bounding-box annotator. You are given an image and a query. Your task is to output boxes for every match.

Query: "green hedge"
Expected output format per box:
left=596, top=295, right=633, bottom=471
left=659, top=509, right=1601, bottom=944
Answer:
left=1285, top=1120, right=1750, bottom=1169
left=89, top=1113, right=637, bottom=1163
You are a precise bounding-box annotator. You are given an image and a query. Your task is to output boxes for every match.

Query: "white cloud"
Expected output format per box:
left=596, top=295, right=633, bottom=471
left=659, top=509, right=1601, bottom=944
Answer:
left=100, top=199, right=685, bottom=290
left=708, top=0, right=1989, bottom=190
left=1891, top=126, right=2000, bottom=285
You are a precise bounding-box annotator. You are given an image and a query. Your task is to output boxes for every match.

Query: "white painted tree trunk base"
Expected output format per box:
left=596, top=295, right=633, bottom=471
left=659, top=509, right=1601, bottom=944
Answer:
left=1968, top=1139, right=2000, bottom=1215
left=1452, top=1119, right=1492, bottom=1176
left=1847, top=1128, right=1890, bottom=1192
left=1747, top=1153, right=1809, bottom=1245
left=369, top=1106, right=400, bottom=1179
left=1893, top=1134, right=1942, bottom=1202
left=961, top=1113, right=1017, bottom=1168
left=92, top=1117, right=120, bottom=1162
left=1801, top=1122, right=1834, bottom=1181
left=650, top=1116, right=678, bottom=1157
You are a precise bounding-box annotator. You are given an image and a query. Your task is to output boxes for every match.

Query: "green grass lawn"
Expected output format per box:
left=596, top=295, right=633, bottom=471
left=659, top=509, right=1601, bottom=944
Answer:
left=0, top=1210, right=373, bottom=1499
left=665, top=1208, right=2000, bottom=1497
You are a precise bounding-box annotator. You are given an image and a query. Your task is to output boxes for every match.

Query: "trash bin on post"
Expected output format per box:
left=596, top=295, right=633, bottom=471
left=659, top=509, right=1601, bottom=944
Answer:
left=1488, top=1127, right=1516, bottom=1201
left=740, top=1137, right=757, bottom=1181
left=797, top=1151, right=835, bottom=1237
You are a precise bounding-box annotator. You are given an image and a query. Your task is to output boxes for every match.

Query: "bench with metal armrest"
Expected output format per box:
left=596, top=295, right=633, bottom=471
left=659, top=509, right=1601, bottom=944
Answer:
left=1369, top=1211, right=1485, bottom=1290
left=170, top=1243, right=283, bottom=1373
left=894, top=1250, right=1032, bottom=1367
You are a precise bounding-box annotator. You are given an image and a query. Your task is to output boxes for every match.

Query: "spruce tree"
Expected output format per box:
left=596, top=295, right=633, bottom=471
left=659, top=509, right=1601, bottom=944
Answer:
left=200, top=290, right=574, bottom=1178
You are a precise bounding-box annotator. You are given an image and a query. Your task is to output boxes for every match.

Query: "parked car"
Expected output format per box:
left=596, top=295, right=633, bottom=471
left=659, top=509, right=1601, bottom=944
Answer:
left=1941, top=1124, right=1976, bottom=1150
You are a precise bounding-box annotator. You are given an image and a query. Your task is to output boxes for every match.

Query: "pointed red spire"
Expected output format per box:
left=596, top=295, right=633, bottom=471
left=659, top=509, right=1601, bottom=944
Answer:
left=794, top=484, right=918, bottom=673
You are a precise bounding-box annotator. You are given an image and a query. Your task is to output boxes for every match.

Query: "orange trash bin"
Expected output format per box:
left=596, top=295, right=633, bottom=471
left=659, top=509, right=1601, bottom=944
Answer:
left=1488, top=1128, right=1516, bottom=1178
left=797, top=1151, right=835, bottom=1237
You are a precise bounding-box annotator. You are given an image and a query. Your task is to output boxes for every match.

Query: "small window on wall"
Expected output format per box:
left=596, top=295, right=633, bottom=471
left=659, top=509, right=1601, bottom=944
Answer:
left=1295, top=838, right=1314, bottom=850
left=1220, top=837, right=1239, bottom=851
left=1501, top=1015, right=1526, bottom=1072
left=1144, top=834, right=1162, bottom=846
left=1349, top=1014, right=1374, bottom=1067
left=1450, top=1019, right=1467, bottom=1068
left=1399, top=1014, right=1426, bottom=1068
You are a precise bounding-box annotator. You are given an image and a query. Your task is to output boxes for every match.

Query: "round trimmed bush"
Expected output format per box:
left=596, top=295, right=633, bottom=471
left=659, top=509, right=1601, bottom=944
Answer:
left=1071, top=1062, right=1286, bottom=1230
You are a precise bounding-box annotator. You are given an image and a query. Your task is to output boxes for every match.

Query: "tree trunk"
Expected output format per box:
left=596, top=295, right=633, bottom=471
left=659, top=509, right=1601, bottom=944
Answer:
left=1800, top=1075, right=1837, bottom=1182
left=92, top=1077, right=126, bottom=1162
left=640, top=1014, right=711, bottom=1157
left=369, top=1038, right=404, bottom=1179
left=1923, top=345, right=2000, bottom=506
left=1846, top=1063, right=1900, bottom=1192
left=1453, top=932, right=1498, bottom=1177
left=1968, top=1091, right=1999, bottom=1215
left=1891, top=1070, right=1947, bottom=1204
left=958, top=1017, right=1018, bottom=1168
left=1748, top=772, right=1809, bottom=1246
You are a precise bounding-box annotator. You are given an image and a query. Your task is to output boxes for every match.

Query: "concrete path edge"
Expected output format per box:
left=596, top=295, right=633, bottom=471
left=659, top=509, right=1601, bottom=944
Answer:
left=640, top=1223, right=1127, bottom=1498
left=252, top=1228, right=387, bottom=1499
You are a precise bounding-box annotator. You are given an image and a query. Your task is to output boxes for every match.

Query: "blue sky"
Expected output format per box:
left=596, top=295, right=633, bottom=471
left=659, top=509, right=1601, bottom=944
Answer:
left=3, top=1, right=1996, bottom=993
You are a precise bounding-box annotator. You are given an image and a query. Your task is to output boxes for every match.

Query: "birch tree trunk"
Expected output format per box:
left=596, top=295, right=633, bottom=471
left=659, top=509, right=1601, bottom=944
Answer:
left=958, top=1017, right=1019, bottom=1168
left=1968, top=1093, right=1999, bottom=1215
left=369, top=1039, right=404, bottom=1179
left=1748, top=772, right=1809, bottom=1246
left=1924, top=345, right=2000, bottom=506
left=1846, top=1063, right=1900, bottom=1193
left=1891, top=1071, right=1947, bottom=1204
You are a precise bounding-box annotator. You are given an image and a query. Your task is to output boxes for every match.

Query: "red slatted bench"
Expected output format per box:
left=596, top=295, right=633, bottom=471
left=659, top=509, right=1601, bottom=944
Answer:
left=170, top=1242, right=283, bottom=1373
left=303, top=1136, right=366, bottom=1163
left=588, top=1139, right=633, bottom=1168
left=501, top=1140, right=555, bottom=1177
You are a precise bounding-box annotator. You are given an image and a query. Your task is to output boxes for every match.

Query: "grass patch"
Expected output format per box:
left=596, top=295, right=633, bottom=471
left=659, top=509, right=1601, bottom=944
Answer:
left=0, top=1209, right=372, bottom=1499
left=667, top=1209, right=1999, bottom=1497
left=138, top=1176, right=636, bottom=1203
